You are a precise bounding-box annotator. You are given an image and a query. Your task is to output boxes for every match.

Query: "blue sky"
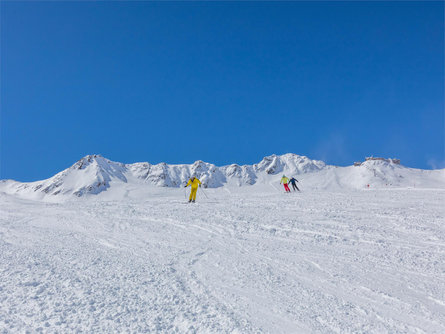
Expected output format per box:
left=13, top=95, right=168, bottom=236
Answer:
left=1, top=1, right=443, bottom=181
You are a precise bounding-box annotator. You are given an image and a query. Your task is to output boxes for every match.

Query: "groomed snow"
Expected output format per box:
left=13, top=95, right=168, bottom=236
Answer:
left=1, top=186, right=444, bottom=333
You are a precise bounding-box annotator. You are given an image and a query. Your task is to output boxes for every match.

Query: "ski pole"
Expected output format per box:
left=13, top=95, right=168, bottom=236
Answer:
left=200, top=186, right=210, bottom=199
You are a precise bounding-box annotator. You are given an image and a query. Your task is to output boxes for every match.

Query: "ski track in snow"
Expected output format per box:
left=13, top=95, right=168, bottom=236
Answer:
left=0, top=189, right=444, bottom=333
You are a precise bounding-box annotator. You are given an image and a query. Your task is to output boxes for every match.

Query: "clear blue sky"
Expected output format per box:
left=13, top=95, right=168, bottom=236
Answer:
left=1, top=1, right=443, bottom=181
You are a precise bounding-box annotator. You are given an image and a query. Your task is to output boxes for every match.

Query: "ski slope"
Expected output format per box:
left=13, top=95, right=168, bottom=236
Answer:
left=1, top=186, right=444, bottom=333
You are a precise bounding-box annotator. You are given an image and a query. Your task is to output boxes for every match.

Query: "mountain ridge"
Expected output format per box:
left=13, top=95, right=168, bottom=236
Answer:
left=1, top=153, right=443, bottom=199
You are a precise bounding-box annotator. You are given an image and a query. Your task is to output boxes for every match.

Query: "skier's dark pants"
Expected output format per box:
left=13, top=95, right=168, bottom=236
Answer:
left=291, top=183, right=299, bottom=191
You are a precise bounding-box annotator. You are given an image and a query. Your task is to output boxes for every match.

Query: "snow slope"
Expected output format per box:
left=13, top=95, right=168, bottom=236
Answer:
left=0, top=154, right=444, bottom=200
left=300, top=159, right=445, bottom=191
left=1, top=187, right=444, bottom=333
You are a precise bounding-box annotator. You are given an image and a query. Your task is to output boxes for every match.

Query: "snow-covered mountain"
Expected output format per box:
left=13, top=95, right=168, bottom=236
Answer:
left=301, top=158, right=445, bottom=191
left=0, top=155, right=127, bottom=198
left=0, top=153, right=444, bottom=199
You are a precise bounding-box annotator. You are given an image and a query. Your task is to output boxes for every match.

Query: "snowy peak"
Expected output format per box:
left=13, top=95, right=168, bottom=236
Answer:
left=360, top=158, right=402, bottom=169
left=254, top=154, right=326, bottom=175
left=352, top=158, right=406, bottom=187
left=49, top=154, right=128, bottom=196
left=0, top=154, right=128, bottom=198
left=72, top=154, right=127, bottom=182
left=223, top=164, right=257, bottom=186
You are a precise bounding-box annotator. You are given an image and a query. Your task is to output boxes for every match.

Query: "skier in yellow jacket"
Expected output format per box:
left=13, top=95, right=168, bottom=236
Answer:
left=185, top=176, right=202, bottom=202
left=280, top=175, right=291, bottom=193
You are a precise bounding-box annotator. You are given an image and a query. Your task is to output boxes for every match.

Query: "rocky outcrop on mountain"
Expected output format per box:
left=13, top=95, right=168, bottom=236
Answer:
left=253, top=154, right=326, bottom=175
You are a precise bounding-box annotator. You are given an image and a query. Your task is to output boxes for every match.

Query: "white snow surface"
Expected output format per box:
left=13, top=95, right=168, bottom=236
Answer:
left=0, top=187, right=444, bottom=333
left=0, top=153, right=444, bottom=201
left=1, top=154, right=445, bottom=332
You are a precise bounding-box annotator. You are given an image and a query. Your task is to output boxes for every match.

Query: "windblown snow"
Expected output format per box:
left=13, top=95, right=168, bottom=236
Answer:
left=0, top=154, right=444, bottom=333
